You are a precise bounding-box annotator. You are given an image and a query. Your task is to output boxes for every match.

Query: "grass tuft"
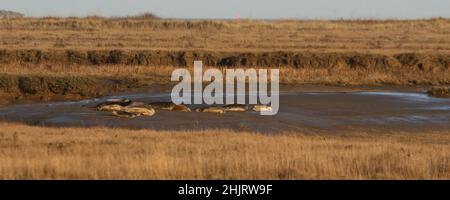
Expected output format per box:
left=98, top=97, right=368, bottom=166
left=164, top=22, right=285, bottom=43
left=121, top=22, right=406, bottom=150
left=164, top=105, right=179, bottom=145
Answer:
left=428, top=86, right=450, bottom=97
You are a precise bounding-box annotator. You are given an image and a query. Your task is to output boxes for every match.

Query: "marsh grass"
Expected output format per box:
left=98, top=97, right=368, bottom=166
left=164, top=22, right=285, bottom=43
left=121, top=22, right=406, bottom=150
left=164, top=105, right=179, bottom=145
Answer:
left=0, top=123, right=448, bottom=180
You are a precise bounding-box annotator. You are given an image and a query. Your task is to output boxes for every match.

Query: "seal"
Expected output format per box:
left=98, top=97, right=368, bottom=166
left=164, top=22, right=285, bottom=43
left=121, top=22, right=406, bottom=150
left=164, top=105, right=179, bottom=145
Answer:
left=97, top=104, right=124, bottom=112
left=96, top=98, right=132, bottom=111
left=252, top=105, right=273, bottom=112
left=123, top=106, right=156, bottom=117
left=149, top=102, right=176, bottom=111
left=112, top=110, right=140, bottom=118
left=171, top=104, right=191, bottom=112
left=195, top=106, right=225, bottom=114
left=222, top=104, right=248, bottom=112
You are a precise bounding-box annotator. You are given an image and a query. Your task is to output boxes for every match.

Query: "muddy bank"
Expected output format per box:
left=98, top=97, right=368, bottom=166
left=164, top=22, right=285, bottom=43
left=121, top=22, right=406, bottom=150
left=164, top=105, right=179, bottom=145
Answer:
left=0, top=72, right=432, bottom=105
left=1, top=49, right=449, bottom=70
left=0, top=74, right=159, bottom=104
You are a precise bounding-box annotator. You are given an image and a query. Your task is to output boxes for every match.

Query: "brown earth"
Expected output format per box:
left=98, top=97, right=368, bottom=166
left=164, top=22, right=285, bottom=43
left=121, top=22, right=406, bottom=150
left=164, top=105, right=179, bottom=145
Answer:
left=0, top=74, right=164, bottom=104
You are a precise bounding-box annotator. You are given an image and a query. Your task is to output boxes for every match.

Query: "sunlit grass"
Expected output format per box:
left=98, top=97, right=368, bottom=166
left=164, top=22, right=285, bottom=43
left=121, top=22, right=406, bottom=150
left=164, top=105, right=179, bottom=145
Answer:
left=0, top=123, right=448, bottom=180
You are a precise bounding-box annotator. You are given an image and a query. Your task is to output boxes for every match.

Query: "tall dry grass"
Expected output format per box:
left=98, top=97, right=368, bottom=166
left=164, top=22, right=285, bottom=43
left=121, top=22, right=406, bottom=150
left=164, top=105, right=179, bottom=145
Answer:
left=0, top=123, right=448, bottom=180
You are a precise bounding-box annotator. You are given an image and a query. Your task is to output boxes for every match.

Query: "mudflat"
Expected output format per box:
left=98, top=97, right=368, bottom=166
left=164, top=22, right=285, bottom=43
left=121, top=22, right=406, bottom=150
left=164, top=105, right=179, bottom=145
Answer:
left=1, top=86, right=449, bottom=133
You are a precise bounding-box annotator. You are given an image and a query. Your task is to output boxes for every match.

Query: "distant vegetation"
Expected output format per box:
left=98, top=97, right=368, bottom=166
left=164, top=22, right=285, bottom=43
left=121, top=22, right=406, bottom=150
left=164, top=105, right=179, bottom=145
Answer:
left=122, top=12, right=161, bottom=20
left=0, top=10, right=24, bottom=18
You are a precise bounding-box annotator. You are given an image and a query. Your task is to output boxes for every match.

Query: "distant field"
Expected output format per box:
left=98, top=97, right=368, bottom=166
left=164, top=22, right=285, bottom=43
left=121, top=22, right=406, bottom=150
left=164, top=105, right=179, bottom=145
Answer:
left=0, top=123, right=448, bottom=180
left=1, top=17, right=450, bottom=53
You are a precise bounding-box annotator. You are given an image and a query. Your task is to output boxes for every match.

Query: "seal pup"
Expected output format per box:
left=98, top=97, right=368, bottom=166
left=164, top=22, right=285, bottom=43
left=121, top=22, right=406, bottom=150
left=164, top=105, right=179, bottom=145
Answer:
left=252, top=105, right=273, bottom=112
left=112, top=110, right=140, bottom=118
left=222, top=104, right=248, bottom=112
left=96, top=98, right=131, bottom=111
left=123, top=106, right=156, bottom=117
left=195, top=106, right=225, bottom=114
left=149, top=102, right=176, bottom=111
left=171, top=104, right=191, bottom=112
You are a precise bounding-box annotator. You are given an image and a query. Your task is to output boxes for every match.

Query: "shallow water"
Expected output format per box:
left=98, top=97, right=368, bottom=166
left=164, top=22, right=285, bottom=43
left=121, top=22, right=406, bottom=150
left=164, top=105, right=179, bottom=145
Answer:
left=1, top=91, right=450, bottom=133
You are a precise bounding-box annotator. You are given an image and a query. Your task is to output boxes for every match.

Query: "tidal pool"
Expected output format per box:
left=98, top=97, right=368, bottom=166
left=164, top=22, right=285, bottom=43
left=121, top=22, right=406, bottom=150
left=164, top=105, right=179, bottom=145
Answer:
left=1, top=91, right=449, bottom=133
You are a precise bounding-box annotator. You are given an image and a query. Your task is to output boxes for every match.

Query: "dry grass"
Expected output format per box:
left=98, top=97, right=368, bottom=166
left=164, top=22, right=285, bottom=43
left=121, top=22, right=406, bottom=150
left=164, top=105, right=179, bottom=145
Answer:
left=0, top=122, right=448, bottom=180
left=1, top=18, right=450, bottom=53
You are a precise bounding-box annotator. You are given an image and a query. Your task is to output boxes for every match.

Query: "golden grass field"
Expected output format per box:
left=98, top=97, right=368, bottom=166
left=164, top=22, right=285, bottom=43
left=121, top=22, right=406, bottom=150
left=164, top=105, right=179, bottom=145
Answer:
left=1, top=17, right=450, bottom=53
left=0, top=123, right=448, bottom=180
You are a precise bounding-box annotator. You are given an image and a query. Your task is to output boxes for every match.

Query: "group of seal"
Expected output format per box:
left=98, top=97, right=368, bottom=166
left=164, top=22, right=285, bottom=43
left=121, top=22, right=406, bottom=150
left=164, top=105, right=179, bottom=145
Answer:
left=194, top=104, right=252, bottom=114
left=96, top=98, right=156, bottom=118
left=149, top=102, right=191, bottom=112
left=195, top=104, right=272, bottom=114
left=96, top=98, right=271, bottom=118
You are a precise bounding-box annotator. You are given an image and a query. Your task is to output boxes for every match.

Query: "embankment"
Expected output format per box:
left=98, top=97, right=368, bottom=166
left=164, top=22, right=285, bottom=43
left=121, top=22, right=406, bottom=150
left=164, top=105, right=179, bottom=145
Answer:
left=1, top=49, right=449, bottom=104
